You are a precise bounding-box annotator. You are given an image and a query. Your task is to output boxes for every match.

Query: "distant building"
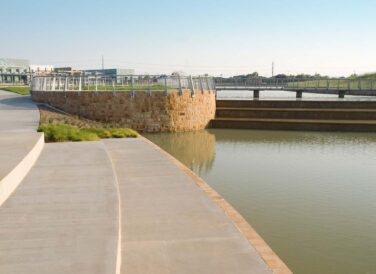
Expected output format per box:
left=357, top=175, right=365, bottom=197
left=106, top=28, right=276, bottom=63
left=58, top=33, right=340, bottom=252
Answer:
left=30, top=65, right=54, bottom=75
left=0, top=58, right=30, bottom=85
left=54, top=67, right=73, bottom=74
left=82, top=68, right=134, bottom=77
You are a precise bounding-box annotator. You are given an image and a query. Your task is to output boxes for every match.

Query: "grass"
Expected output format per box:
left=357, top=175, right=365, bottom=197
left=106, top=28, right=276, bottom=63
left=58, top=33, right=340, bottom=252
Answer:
left=1, top=86, right=30, bottom=95
left=38, top=124, right=138, bottom=142
left=38, top=105, right=138, bottom=142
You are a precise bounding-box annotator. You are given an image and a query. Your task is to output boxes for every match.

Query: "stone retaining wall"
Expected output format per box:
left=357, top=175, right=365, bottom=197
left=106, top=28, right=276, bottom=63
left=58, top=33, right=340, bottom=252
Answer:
left=32, top=90, right=216, bottom=132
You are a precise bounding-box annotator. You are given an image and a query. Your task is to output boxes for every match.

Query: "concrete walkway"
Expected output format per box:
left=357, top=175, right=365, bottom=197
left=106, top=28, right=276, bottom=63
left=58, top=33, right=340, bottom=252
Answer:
left=0, top=90, right=39, bottom=132
left=104, top=138, right=273, bottom=274
left=0, top=90, right=44, bottom=206
left=0, top=142, right=119, bottom=274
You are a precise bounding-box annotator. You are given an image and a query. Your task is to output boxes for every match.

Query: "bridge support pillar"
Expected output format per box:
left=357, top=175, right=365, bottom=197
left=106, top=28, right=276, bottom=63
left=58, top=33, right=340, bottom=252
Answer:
left=296, top=90, right=303, bottom=99
left=253, top=90, right=260, bottom=100
left=339, top=90, right=346, bottom=98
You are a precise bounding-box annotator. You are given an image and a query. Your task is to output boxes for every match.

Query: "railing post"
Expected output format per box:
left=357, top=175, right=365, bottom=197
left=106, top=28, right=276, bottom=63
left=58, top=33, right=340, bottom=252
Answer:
left=131, top=75, right=135, bottom=98
left=112, top=78, right=116, bottom=96
left=51, top=77, right=56, bottom=91
left=206, top=77, right=210, bottom=94
left=95, top=75, right=98, bottom=94
left=189, top=75, right=195, bottom=97
left=64, top=77, right=68, bottom=92
left=178, top=75, right=183, bottom=95
left=164, top=76, right=168, bottom=95
left=148, top=78, right=152, bottom=97
left=78, top=76, right=82, bottom=93
left=199, top=76, right=204, bottom=94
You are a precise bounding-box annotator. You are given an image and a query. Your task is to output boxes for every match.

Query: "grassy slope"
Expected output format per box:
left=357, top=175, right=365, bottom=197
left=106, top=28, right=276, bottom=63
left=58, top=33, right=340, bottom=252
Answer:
left=38, top=106, right=138, bottom=142
left=38, top=124, right=138, bottom=142
left=0, top=86, right=30, bottom=95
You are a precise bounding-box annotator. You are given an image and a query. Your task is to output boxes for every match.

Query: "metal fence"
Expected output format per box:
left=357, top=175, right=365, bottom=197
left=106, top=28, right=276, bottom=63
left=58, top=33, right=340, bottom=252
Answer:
left=31, top=75, right=216, bottom=94
left=0, top=73, right=29, bottom=86
left=215, top=77, right=376, bottom=91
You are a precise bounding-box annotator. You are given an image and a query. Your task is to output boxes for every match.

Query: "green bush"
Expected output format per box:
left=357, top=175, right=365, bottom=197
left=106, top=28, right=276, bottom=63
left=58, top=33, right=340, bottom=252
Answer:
left=38, top=123, right=138, bottom=142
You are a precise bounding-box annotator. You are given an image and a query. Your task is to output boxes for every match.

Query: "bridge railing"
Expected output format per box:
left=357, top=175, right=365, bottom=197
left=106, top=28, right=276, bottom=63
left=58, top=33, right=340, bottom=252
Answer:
left=215, top=77, right=376, bottom=91
left=286, top=78, right=376, bottom=91
left=30, top=75, right=216, bottom=94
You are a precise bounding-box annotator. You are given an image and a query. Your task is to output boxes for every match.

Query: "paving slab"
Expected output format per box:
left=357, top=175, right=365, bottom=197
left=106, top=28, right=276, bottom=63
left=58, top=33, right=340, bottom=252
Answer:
left=0, top=142, right=120, bottom=274
left=103, top=138, right=273, bottom=274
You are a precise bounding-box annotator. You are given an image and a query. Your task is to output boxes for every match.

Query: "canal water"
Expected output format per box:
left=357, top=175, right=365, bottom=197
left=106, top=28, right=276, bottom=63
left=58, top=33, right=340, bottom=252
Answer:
left=144, top=91, right=376, bottom=274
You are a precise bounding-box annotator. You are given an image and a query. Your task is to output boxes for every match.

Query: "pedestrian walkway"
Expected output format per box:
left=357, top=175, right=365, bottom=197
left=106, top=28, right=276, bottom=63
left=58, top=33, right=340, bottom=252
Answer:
left=0, top=90, right=39, bottom=132
left=103, top=138, right=274, bottom=274
left=0, top=142, right=119, bottom=274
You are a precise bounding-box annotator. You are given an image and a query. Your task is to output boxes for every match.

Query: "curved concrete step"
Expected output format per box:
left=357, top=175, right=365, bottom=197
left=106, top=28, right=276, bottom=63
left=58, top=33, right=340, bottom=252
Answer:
left=216, top=99, right=376, bottom=109
left=216, top=107, right=376, bottom=120
left=0, top=132, right=44, bottom=207
left=212, top=117, right=376, bottom=132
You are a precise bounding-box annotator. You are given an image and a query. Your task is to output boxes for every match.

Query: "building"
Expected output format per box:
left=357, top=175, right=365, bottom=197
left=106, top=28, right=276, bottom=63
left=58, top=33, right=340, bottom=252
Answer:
left=0, top=58, right=30, bottom=85
left=83, top=68, right=134, bottom=77
left=30, top=65, right=54, bottom=75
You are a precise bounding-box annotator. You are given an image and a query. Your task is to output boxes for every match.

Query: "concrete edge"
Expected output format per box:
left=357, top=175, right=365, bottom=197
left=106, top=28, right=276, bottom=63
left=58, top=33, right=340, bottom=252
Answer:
left=0, top=133, right=45, bottom=207
left=102, top=141, right=123, bottom=274
left=140, top=135, right=292, bottom=274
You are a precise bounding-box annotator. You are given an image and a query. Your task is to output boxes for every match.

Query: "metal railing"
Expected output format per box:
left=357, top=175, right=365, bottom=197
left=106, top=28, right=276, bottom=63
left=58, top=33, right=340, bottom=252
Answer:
left=0, top=73, right=29, bottom=86
left=31, top=75, right=216, bottom=94
left=215, top=77, right=376, bottom=91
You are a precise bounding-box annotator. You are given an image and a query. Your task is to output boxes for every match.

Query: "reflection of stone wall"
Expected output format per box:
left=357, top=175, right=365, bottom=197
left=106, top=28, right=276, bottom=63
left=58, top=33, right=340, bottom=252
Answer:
left=32, top=90, right=216, bottom=133
left=145, top=130, right=215, bottom=172
left=145, top=130, right=216, bottom=173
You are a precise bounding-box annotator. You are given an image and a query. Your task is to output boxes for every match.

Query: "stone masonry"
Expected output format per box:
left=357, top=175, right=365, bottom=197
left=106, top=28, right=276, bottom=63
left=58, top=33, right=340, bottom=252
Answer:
left=31, top=90, right=216, bottom=132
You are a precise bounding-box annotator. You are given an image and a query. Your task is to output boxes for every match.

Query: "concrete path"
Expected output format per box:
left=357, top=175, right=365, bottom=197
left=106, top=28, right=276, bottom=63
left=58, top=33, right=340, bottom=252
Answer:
left=0, top=90, right=44, bottom=206
left=0, top=90, right=39, bottom=132
left=0, top=142, right=119, bottom=274
left=104, top=138, right=273, bottom=274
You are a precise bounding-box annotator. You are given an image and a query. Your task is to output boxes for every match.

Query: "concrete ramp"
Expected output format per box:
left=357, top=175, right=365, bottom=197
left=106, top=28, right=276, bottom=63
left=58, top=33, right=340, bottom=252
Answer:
left=0, top=142, right=120, bottom=274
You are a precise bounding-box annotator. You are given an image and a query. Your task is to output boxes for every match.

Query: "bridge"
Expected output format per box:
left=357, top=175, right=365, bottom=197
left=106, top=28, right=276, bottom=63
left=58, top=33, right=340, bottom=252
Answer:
left=215, top=78, right=376, bottom=98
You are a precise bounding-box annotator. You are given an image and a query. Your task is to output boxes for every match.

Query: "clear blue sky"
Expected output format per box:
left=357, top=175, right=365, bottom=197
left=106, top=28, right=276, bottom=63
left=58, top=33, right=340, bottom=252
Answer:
left=1, top=0, right=376, bottom=76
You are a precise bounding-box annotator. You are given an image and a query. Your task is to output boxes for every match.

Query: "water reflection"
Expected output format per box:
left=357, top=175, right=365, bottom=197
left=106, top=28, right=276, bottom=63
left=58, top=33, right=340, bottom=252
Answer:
left=144, top=130, right=216, bottom=174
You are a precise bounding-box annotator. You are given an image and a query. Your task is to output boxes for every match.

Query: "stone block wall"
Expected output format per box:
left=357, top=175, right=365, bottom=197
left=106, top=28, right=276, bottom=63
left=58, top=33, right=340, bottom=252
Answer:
left=32, top=90, right=216, bottom=132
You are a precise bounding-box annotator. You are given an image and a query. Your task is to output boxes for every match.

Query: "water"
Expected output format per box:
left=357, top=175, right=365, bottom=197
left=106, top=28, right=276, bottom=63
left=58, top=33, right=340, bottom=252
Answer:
left=144, top=92, right=376, bottom=273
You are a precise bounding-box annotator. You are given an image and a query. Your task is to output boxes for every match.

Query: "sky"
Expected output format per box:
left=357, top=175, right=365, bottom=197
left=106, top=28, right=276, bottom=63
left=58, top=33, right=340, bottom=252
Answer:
left=1, top=0, right=376, bottom=77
